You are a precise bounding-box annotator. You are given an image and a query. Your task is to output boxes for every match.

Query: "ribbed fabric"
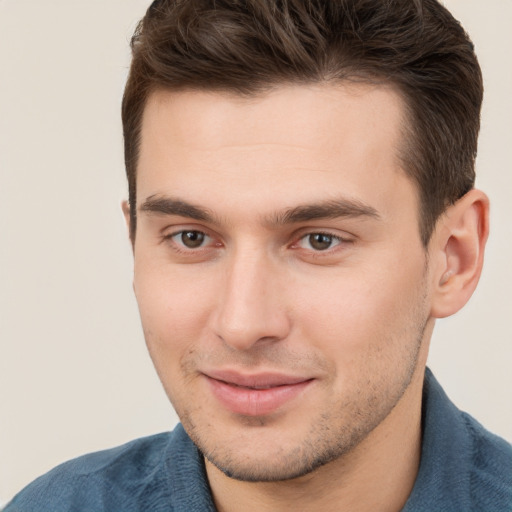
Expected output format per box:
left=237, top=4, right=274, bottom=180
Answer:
left=403, top=368, right=512, bottom=511
left=5, top=369, right=512, bottom=511
left=5, top=427, right=216, bottom=511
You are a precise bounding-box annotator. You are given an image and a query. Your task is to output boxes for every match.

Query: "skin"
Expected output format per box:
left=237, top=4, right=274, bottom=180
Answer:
left=126, top=83, right=489, bottom=511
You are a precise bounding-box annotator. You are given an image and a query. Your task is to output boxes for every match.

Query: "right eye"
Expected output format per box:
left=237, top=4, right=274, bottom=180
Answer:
left=170, top=230, right=211, bottom=249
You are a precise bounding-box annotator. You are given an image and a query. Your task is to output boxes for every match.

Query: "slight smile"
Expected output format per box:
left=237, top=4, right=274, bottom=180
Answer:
left=203, top=370, right=315, bottom=416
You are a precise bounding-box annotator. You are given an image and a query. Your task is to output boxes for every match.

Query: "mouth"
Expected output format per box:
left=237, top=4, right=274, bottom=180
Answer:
left=203, top=370, right=314, bottom=416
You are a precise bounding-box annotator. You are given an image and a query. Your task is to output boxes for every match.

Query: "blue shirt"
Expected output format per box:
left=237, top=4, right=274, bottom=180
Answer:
left=5, top=369, right=512, bottom=511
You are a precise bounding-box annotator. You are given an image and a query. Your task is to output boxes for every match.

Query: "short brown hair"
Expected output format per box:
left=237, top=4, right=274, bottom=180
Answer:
left=122, top=0, right=483, bottom=246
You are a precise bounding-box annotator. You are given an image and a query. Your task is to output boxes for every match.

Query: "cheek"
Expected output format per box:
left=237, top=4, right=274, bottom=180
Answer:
left=133, top=259, right=216, bottom=357
left=133, top=263, right=215, bottom=411
left=293, top=256, right=428, bottom=359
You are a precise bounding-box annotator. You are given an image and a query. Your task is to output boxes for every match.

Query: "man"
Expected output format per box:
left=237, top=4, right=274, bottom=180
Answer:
left=5, top=0, right=512, bottom=510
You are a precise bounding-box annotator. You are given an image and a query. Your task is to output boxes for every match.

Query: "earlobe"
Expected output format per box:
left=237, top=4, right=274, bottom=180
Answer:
left=430, top=189, right=489, bottom=319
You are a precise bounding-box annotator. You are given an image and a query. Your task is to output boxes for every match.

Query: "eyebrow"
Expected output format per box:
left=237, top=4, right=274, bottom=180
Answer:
left=139, top=195, right=215, bottom=222
left=268, top=199, right=380, bottom=225
left=138, top=195, right=380, bottom=225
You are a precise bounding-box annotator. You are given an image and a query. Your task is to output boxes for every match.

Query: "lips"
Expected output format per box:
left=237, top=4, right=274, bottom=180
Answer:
left=203, top=370, right=313, bottom=416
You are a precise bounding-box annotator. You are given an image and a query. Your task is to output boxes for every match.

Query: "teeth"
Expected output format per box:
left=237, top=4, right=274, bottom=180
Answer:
left=232, top=383, right=274, bottom=390
left=221, top=379, right=298, bottom=389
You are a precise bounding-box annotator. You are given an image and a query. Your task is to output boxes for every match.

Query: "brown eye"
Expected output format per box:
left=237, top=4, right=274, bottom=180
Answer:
left=308, top=233, right=334, bottom=251
left=180, top=231, right=206, bottom=248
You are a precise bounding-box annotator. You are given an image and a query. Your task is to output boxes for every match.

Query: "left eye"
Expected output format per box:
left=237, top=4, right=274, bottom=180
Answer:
left=298, top=233, right=342, bottom=251
left=172, top=230, right=210, bottom=249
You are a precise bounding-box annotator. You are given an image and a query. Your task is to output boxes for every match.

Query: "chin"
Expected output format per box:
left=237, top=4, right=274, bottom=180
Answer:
left=184, top=408, right=373, bottom=483
left=203, top=445, right=340, bottom=482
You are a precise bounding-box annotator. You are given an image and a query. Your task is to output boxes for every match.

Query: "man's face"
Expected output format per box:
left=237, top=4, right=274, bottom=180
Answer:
left=132, top=84, right=433, bottom=481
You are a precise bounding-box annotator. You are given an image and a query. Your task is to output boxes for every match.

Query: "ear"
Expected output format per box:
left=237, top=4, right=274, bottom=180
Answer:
left=429, top=189, right=489, bottom=318
left=121, top=200, right=134, bottom=248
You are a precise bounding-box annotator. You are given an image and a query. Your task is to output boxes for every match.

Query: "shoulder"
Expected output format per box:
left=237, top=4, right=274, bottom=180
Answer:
left=404, top=369, right=512, bottom=512
left=4, top=426, right=209, bottom=512
left=461, top=412, right=512, bottom=510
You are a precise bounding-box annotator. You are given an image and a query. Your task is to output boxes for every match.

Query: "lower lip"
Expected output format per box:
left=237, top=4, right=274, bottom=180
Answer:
left=206, top=377, right=313, bottom=416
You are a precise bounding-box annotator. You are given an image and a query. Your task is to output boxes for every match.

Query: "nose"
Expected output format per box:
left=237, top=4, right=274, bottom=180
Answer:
left=211, top=248, right=291, bottom=351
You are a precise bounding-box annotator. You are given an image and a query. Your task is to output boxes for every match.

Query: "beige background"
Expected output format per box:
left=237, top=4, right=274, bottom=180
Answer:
left=0, top=0, right=511, bottom=506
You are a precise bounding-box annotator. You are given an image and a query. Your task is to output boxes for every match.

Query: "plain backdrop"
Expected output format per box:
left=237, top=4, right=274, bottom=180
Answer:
left=1, top=0, right=511, bottom=505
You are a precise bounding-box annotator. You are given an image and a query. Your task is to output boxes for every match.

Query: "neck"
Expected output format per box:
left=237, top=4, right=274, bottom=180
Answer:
left=206, top=365, right=426, bottom=512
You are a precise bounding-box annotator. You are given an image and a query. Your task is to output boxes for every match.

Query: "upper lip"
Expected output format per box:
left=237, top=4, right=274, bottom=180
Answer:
left=203, top=369, right=313, bottom=389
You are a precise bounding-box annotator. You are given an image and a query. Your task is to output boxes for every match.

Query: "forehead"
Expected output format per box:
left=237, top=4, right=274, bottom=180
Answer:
left=140, top=82, right=406, bottom=154
left=136, top=83, right=416, bottom=224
